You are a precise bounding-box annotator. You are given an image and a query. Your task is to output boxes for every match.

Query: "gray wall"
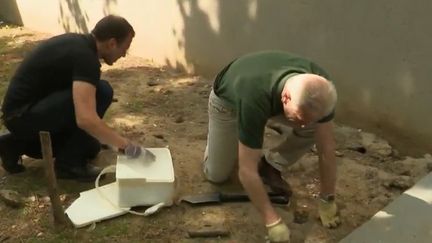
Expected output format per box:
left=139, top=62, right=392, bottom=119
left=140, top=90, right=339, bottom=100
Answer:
left=1, top=0, right=431, bottom=155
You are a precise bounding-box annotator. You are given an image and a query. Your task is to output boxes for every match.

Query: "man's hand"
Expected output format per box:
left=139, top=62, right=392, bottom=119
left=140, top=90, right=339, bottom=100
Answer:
left=266, top=218, right=290, bottom=242
left=123, top=143, right=142, bottom=158
left=318, top=198, right=340, bottom=228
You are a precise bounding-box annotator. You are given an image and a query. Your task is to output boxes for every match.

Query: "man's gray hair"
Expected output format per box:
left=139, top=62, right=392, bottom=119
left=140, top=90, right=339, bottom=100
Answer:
left=287, top=74, right=337, bottom=119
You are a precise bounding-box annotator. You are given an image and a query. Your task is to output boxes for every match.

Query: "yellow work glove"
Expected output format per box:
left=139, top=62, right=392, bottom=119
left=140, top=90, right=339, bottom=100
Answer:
left=266, top=218, right=290, bottom=242
left=318, top=195, right=341, bottom=228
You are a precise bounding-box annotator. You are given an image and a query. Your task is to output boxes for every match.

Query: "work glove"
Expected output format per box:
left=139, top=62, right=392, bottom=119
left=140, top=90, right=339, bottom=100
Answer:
left=123, top=143, right=157, bottom=162
left=266, top=218, right=290, bottom=242
left=318, top=195, right=341, bottom=228
left=123, top=143, right=142, bottom=159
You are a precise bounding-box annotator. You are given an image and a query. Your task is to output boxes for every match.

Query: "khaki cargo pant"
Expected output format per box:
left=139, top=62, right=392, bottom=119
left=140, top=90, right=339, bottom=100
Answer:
left=203, top=90, right=317, bottom=183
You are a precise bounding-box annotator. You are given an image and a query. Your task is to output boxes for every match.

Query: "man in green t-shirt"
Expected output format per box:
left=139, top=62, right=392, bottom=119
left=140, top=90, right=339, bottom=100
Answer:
left=203, top=51, right=340, bottom=242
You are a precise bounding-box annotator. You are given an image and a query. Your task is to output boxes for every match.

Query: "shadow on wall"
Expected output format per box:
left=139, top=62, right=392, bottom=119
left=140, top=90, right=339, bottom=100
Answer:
left=172, top=0, right=251, bottom=74
left=173, top=0, right=432, bottom=155
left=57, top=0, right=118, bottom=33
left=0, top=0, right=23, bottom=25
left=172, top=0, right=333, bottom=76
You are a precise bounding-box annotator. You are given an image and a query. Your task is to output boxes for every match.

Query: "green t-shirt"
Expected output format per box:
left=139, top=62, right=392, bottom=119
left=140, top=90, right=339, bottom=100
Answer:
left=213, top=51, right=333, bottom=149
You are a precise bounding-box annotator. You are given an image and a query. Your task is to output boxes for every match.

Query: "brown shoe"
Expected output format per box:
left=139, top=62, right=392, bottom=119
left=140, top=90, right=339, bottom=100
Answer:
left=258, top=157, right=292, bottom=198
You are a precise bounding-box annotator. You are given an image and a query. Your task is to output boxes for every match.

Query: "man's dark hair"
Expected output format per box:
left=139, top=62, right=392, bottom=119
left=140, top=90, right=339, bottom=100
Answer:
left=91, top=15, right=135, bottom=43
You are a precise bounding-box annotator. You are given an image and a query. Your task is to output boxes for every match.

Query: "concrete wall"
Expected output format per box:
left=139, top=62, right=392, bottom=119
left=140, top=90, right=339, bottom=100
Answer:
left=1, top=0, right=431, bottom=155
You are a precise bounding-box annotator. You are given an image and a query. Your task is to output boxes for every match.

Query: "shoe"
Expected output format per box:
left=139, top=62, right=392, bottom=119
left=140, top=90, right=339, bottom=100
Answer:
left=258, top=157, right=292, bottom=198
left=55, top=164, right=103, bottom=182
left=0, top=133, right=26, bottom=174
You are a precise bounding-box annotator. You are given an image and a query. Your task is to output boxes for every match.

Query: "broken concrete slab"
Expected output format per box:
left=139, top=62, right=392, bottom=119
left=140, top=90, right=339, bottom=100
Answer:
left=340, top=172, right=432, bottom=243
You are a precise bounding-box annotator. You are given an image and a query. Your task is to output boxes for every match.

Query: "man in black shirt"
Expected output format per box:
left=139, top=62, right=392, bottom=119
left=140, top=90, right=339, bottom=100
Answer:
left=0, top=15, right=148, bottom=181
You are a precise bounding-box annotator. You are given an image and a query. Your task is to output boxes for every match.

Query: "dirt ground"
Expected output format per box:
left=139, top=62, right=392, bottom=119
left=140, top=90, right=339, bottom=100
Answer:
left=1, top=25, right=432, bottom=243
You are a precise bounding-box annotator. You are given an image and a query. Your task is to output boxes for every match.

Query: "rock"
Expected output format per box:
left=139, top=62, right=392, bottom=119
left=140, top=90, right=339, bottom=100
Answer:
left=193, top=133, right=207, bottom=140
left=335, top=150, right=344, bottom=157
left=365, top=169, right=378, bottom=180
left=383, top=176, right=413, bottom=190
left=147, top=80, right=159, bottom=86
left=174, top=116, right=184, bottom=123
left=371, top=195, right=390, bottom=205
left=287, top=162, right=304, bottom=173
left=154, top=87, right=163, bottom=93
left=187, top=224, right=230, bottom=238
left=311, top=146, right=343, bottom=157
left=393, top=157, right=431, bottom=177
left=0, top=235, right=10, bottom=242
left=199, top=90, right=209, bottom=97
left=162, top=89, right=172, bottom=95
left=348, top=145, right=367, bottom=154
left=399, top=170, right=411, bottom=176
left=153, top=134, right=164, bottom=139
left=0, top=190, right=25, bottom=208
left=361, top=132, right=392, bottom=158
left=427, top=162, right=432, bottom=172
left=310, top=144, right=317, bottom=153
left=425, top=154, right=432, bottom=172
left=293, top=207, right=309, bottom=224
left=368, top=190, right=379, bottom=199
left=25, top=195, right=37, bottom=203
left=41, top=196, right=51, bottom=203
left=60, top=194, right=69, bottom=202
left=391, top=148, right=402, bottom=159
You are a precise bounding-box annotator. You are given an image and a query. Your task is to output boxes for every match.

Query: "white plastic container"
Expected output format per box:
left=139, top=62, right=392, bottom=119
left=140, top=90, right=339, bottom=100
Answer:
left=115, top=147, right=175, bottom=208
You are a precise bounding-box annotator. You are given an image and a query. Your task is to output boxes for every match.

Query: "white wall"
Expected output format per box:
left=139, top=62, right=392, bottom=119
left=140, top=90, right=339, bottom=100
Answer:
left=2, top=0, right=431, bottom=155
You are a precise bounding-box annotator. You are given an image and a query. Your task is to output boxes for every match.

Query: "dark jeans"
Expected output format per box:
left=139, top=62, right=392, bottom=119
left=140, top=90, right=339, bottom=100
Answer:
left=4, top=80, right=113, bottom=168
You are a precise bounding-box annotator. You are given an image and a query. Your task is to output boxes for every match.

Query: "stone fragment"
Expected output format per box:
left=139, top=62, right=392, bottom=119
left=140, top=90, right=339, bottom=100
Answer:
left=293, top=207, right=309, bottom=224
left=0, top=189, right=24, bottom=208
left=174, top=116, right=184, bottom=123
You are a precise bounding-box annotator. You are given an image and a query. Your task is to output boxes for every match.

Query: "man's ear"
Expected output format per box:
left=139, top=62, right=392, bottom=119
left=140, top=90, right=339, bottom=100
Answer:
left=107, top=38, right=117, bottom=49
left=281, top=90, right=290, bottom=104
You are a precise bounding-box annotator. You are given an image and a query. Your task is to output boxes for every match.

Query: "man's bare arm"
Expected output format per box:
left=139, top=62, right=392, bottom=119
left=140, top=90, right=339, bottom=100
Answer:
left=238, top=142, right=279, bottom=224
left=315, top=121, right=337, bottom=195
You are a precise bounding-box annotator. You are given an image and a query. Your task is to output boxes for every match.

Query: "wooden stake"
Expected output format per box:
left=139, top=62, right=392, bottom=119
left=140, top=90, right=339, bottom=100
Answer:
left=39, top=131, right=68, bottom=226
left=187, top=229, right=230, bottom=238
left=187, top=224, right=230, bottom=238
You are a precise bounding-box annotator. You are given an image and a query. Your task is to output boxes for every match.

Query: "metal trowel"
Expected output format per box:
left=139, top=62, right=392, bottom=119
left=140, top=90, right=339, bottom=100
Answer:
left=180, top=192, right=289, bottom=205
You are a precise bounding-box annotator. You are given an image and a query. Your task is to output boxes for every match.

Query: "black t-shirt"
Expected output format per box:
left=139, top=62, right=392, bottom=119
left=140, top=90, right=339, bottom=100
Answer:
left=1, top=33, right=101, bottom=118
